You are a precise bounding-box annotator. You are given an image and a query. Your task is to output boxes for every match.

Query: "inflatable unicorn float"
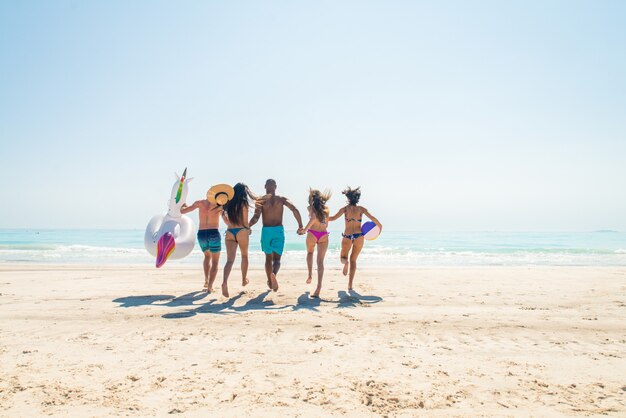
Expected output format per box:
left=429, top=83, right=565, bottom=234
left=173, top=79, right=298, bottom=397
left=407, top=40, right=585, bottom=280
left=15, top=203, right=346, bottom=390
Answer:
left=144, top=168, right=197, bottom=268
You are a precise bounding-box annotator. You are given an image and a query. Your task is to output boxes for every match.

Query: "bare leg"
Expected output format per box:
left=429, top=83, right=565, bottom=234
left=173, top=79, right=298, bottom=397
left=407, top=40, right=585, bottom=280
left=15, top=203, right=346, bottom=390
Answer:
left=264, top=254, right=273, bottom=289
left=222, top=237, right=237, bottom=297
left=238, top=230, right=250, bottom=286
left=208, top=251, right=220, bottom=293
left=313, top=238, right=329, bottom=297
left=348, top=237, right=364, bottom=291
left=270, top=253, right=281, bottom=291
left=306, top=252, right=313, bottom=284
left=202, top=252, right=211, bottom=290
left=305, top=233, right=315, bottom=284
left=272, top=253, right=282, bottom=275
left=240, top=255, right=249, bottom=286
left=340, top=237, right=352, bottom=276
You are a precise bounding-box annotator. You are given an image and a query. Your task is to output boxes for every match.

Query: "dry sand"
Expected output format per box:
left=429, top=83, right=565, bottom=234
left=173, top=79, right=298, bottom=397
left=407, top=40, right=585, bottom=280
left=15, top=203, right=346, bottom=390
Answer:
left=0, top=264, right=625, bottom=417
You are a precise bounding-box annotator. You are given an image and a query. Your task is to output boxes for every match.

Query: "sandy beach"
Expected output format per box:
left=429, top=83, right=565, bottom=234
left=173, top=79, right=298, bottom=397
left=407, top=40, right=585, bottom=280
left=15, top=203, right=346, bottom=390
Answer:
left=0, top=264, right=625, bottom=417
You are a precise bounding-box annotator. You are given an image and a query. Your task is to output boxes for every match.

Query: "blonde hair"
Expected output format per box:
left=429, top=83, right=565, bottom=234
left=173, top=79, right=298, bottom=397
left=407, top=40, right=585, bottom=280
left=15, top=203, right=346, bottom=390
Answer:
left=308, top=189, right=332, bottom=223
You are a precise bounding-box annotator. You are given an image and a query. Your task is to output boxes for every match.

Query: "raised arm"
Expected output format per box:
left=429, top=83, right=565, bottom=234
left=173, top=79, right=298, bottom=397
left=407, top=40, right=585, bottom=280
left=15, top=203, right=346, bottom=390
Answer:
left=361, top=207, right=382, bottom=230
left=328, top=206, right=346, bottom=222
left=180, top=200, right=201, bottom=214
left=283, top=197, right=303, bottom=229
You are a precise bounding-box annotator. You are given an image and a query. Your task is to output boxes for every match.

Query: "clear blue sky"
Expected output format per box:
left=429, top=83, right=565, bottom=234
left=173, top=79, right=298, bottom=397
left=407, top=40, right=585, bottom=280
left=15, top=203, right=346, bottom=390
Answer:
left=1, top=1, right=625, bottom=231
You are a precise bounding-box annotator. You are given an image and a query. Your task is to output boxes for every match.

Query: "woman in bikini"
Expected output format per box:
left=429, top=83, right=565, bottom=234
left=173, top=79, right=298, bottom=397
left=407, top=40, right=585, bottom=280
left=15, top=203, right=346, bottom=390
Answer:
left=298, top=189, right=332, bottom=298
left=221, top=182, right=257, bottom=298
left=328, top=187, right=382, bottom=291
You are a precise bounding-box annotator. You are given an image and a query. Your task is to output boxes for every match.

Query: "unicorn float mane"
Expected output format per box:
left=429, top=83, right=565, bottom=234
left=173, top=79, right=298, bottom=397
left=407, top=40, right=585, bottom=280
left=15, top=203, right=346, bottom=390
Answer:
left=167, top=168, right=193, bottom=217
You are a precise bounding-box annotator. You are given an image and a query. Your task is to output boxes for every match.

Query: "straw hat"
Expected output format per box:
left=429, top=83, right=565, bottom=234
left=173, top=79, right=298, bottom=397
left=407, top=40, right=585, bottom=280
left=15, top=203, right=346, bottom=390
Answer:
left=207, top=184, right=235, bottom=206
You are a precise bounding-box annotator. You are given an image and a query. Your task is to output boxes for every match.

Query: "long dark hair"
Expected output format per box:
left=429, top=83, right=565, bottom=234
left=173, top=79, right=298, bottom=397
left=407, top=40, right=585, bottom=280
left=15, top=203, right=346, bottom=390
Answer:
left=309, top=189, right=332, bottom=223
left=225, top=183, right=257, bottom=225
left=342, top=186, right=361, bottom=206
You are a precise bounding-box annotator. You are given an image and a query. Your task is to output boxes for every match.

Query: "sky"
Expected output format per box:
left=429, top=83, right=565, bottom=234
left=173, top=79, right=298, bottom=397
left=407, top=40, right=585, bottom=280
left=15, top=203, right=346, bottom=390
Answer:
left=1, top=0, right=625, bottom=231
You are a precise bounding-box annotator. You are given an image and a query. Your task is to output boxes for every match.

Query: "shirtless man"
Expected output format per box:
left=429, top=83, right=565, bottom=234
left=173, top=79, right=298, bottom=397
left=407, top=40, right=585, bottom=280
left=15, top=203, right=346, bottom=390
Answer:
left=181, top=199, right=223, bottom=292
left=249, top=179, right=303, bottom=292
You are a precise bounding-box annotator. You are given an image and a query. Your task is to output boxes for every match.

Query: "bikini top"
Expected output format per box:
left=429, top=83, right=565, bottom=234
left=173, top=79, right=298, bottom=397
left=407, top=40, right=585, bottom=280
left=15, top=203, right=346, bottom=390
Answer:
left=345, top=212, right=362, bottom=222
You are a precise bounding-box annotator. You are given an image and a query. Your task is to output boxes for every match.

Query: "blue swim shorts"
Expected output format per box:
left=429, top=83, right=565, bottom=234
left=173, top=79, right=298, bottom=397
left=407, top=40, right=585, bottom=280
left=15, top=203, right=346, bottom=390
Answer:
left=197, top=229, right=221, bottom=253
left=261, top=226, right=285, bottom=255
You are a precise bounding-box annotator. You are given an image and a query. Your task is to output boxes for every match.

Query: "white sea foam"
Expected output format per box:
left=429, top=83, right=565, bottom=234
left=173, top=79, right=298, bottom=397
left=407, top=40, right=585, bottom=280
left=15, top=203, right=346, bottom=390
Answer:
left=2, top=245, right=626, bottom=267
left=1, top=230, right=625, bottom=266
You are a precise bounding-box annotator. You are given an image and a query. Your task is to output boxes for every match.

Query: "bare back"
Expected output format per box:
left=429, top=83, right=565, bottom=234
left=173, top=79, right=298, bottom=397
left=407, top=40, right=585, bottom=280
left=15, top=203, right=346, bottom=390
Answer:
left=260, top=195, right=286, bottom=227
left=343, top=205, right=365, bottom=235
left=197, top=200, right=222, bottom=229
left=307, top=206, right=329, bottom=232
left=223, top=206, right=250, bottom=229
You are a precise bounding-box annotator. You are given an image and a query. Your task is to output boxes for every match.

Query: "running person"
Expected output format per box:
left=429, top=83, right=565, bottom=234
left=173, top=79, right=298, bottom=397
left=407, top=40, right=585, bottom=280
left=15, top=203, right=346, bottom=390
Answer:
left=181, top=197, right=223, bottom=292
left=249, top=179, right=304, bottom=292
left=220, top=182, right=257, bottom=297
left=297, top=189, right=332, bottom=298
left=328, top=187, right=382, bottom=291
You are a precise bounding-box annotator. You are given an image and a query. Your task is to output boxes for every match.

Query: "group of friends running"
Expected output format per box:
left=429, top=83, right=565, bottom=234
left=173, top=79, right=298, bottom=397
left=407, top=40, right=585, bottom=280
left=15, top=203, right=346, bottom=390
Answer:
left=181, top=179, right=382, bottom=298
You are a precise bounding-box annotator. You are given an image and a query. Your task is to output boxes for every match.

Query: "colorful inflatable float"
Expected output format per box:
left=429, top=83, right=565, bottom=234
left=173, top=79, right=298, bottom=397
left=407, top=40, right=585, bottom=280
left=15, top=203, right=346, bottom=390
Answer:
left=144, top=168, right=197, bottom=268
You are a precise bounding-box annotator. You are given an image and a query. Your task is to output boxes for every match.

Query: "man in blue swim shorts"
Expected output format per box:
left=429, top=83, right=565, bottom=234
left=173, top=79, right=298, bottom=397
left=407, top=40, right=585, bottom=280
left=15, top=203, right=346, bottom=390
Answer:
left=181, top=189, right=228, bottom=293
left=249, top=179, right=303, bottom=292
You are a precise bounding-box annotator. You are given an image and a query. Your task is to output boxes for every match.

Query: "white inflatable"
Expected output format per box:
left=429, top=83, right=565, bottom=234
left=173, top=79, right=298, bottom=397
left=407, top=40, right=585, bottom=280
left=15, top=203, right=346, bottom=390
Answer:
left=144, top=169, right=198, bottom=268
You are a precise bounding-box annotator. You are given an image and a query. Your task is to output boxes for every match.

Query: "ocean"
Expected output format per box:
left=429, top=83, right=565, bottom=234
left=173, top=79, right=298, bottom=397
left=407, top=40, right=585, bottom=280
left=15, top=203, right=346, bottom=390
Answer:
left=1, top=229, right=625, bottom=267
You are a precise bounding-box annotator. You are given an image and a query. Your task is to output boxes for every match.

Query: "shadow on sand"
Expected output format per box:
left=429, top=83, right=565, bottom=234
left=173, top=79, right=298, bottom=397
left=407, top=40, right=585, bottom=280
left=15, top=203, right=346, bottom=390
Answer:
left=293, top=291, right=337, bottom=312
left=337, top=290, right=383, bottom=308
left=113, top=291, right=209, bottom=308
left=293, top=290, right=383, bottom=312
left=113, top=290, right=292, bottom=319
left=113, top=289, right=383, bottom=318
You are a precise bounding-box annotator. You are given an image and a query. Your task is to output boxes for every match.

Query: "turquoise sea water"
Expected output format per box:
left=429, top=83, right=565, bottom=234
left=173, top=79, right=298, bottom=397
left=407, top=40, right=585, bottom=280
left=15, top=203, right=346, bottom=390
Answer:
left=1, top=229, right=625, bottom=267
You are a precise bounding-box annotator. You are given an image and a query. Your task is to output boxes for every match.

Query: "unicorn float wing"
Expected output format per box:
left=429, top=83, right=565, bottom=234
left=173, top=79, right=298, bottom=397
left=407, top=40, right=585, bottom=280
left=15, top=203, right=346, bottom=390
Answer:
left=144, top=168, right=198, bottom=268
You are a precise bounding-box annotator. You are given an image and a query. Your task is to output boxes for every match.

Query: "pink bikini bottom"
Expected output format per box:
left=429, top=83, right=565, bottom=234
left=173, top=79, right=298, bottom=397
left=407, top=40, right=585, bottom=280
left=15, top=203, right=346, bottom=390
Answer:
left=307, top=229, right=329, bottom=242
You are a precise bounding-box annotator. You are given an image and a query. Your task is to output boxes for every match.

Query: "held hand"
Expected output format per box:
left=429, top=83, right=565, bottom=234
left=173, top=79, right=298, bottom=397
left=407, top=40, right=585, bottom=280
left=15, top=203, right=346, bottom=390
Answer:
left=297, top=228, right=305, bottom=235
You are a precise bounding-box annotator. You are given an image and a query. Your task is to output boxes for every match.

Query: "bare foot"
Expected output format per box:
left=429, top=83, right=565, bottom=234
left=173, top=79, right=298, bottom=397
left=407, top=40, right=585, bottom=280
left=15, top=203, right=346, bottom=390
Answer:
left=306, top=275, right=312, bottom=284
left=312, top=286, right=321, bottom=298
left=342, top=261, right=349, bottom=276
left=203, top=281, right=209, bottom=291
left=242, top=277, right=249, bottom=287
left=267, top=279, right=272, bottom=289
left=207, top=287, right=215, bottom=293
left=221, top=283, right=229, bottom=298
left=270, top=273, right=279, bottom=292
